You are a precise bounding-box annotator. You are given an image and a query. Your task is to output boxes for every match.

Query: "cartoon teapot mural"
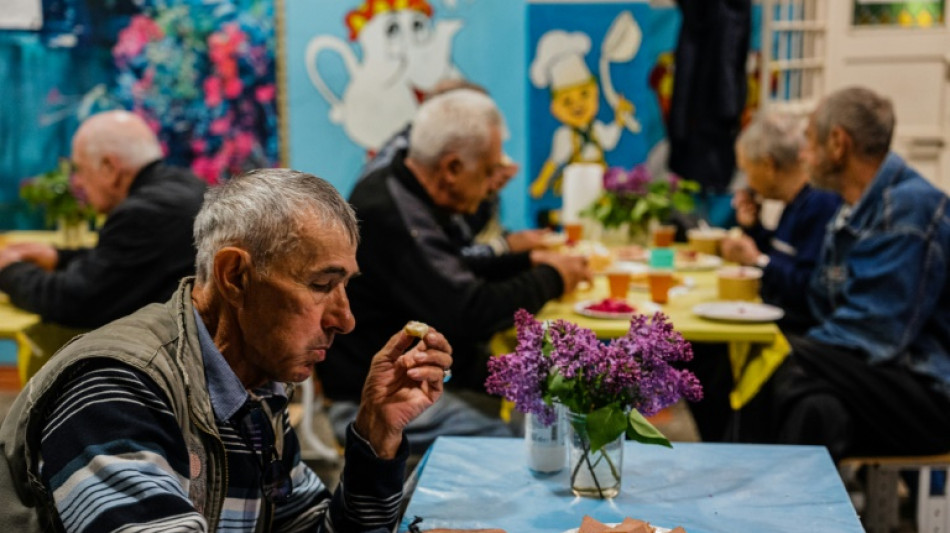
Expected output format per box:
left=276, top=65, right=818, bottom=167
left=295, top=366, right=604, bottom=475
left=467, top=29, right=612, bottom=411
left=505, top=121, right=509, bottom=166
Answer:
left=305, top=0, right=463, bottom=151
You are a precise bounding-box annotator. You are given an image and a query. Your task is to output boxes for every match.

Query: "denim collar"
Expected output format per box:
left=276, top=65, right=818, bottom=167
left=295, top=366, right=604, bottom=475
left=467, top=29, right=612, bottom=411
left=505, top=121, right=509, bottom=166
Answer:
left=192, top=308, right=285, bottom=422
left=845, top=152, right=904, bottom=233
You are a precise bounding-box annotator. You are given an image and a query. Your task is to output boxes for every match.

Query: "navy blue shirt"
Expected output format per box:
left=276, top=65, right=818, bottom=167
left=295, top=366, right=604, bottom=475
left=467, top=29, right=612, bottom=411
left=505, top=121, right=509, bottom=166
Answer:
left=745, top=184, right=842, bottom=334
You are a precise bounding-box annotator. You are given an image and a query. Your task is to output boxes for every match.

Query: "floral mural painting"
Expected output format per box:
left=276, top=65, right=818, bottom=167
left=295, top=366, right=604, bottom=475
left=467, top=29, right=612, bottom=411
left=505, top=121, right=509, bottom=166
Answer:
left=110, top=0, right=278, bottom=184
left=304, top=0, right=463, bottom=151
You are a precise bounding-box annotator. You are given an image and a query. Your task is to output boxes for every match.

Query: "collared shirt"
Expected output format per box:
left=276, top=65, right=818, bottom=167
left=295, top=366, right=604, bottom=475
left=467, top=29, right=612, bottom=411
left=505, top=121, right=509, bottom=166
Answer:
left=808, top=153, right=950, bottom=399
left=744, top=184, right=842, bottom=334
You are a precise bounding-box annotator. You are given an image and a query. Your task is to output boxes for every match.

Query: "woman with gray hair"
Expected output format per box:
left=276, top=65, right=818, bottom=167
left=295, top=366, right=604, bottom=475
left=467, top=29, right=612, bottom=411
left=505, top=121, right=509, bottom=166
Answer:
left=720, top=110, right=842, bottom=335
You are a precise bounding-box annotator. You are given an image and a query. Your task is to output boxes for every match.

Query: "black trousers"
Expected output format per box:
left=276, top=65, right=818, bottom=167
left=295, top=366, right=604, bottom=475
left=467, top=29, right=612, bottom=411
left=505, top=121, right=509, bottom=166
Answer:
left=758, top=335, right=950, bottom=462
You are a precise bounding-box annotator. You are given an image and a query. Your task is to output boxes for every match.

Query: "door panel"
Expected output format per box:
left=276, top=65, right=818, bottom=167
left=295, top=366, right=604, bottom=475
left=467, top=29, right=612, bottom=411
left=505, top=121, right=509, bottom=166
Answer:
left=826, top=3, right=950, bottom=191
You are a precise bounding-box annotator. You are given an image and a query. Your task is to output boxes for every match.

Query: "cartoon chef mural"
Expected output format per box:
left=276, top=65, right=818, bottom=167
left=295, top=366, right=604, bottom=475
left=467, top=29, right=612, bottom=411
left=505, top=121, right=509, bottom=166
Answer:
left=305, top=0, right=463, bottom=152
left=528, top=12, right=642, bottom=199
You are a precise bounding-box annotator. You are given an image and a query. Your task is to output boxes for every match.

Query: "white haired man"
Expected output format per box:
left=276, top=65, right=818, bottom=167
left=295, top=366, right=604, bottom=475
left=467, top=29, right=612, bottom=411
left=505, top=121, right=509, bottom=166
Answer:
left=0, top=110, right=206, bottom=328
left=325, top=89, right=591, bottom=451
left=0, top=169, right=455, bottom=532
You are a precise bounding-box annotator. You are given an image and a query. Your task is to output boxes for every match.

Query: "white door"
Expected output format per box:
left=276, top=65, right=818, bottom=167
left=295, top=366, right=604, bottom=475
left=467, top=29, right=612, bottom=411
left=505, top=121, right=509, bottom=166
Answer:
left=826, top=2, right=950, bottom=192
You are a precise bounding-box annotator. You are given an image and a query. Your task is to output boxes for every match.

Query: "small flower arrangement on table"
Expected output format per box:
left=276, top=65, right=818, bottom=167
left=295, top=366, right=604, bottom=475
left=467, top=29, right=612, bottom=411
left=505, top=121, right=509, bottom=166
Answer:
left=486, top=309, right=702, bottom=498
left=20, top=158, right=95, bottom=228
left=581, top=164, right=700, bottom=241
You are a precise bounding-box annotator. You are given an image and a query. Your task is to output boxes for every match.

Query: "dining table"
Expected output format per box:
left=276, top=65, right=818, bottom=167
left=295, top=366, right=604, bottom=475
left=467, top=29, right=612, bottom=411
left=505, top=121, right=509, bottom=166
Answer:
left=397, top=436, right=864, bottom=533
left=490, top=246, right=787, bottom=414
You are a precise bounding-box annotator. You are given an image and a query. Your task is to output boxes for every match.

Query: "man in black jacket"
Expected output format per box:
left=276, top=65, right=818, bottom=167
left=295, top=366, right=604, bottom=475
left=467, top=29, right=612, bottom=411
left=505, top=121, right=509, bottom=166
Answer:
left=323, top=89, right=591, bottom=451
left=0, top=110, right=206, bottom=329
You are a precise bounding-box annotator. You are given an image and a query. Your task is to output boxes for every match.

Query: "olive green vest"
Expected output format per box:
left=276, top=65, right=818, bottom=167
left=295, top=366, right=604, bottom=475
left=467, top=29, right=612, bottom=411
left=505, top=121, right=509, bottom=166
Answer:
left=0, top=279, right=230, bottom=531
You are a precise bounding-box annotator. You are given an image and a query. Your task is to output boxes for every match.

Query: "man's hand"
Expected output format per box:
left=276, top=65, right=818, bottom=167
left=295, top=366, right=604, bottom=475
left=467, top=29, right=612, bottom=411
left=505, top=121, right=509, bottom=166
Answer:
left=732, top=189, right=760, bottom=229
left=0, top=242, right=58, bottom=271
left=720, top=234, right=761, bottom=266
left=354, top=326, right=453, bottom=459
left=505, top=229, right=551, bottom=253
left=530, top=251, right=592, bottom=294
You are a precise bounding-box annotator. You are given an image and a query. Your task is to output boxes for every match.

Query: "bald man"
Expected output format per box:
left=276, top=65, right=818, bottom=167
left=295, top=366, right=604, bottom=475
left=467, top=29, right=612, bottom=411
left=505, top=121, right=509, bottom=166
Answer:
left=0, top=110, right=207, bottom=328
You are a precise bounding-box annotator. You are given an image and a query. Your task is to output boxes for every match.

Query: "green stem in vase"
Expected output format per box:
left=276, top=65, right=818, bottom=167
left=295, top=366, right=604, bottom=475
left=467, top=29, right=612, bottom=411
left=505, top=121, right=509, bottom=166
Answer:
left=570, top=435, right=606, bottom=498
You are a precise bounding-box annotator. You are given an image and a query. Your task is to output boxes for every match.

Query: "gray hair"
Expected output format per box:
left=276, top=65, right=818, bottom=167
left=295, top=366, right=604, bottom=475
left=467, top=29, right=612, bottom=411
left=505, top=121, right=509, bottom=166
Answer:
left=814, top=87, right=895, bottom=159
left=737, top=111, right=805, bottom=172
left=193, top=168, right=359, bottom=283
left=407, top=89, right=502, bottom=169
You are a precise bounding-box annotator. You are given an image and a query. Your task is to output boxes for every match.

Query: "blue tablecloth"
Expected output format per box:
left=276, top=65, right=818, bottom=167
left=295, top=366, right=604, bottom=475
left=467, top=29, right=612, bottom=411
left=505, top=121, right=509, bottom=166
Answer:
left=399, top=437, right=862, bottom=533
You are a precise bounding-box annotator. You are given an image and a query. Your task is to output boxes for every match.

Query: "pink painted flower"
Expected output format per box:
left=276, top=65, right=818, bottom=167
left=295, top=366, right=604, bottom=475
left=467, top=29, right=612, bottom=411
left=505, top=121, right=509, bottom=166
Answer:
left=255, top=84, right=275, bottom=103
left=204, top=77, right=223, bottom=108
left=209, top=116, right=231, bottom=136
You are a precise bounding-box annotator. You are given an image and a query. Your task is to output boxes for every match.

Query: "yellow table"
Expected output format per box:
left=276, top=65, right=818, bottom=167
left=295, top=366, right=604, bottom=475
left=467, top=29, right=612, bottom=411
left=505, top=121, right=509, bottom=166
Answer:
left=537, top=270, right=778, bottom=344
left=0, top=230, right=97, bottom=386
left=492, top=265, right=786, bottom=412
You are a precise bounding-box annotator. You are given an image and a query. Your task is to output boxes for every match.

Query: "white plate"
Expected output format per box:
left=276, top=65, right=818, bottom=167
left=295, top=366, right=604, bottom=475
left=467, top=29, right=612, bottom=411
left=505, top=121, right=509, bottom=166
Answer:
left=674, top=252, right=722, bottom=271
left=563, top=524, right=672, bottom=533
left=692, top=301, right=785, bottom=323
left=573, top=300, right=661, bottom=320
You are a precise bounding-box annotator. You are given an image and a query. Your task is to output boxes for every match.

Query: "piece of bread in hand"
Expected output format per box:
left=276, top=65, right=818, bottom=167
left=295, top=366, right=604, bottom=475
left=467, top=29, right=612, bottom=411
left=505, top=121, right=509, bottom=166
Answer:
left=404, top=321, right=429, bottom=338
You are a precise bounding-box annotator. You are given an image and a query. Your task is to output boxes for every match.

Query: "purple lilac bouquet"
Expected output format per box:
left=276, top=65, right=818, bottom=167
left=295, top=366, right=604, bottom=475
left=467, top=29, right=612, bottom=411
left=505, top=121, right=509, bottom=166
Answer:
left=581, top=165, right=700, bottom=234
left=486, top=309, right=703, bottom=452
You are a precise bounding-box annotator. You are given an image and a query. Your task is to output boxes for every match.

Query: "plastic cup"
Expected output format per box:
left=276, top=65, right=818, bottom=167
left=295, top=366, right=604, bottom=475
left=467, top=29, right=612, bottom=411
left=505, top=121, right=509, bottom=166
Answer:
left=687, top=228, right=726, bottom=256
left=606, top=271, right=632, bottom=300
left=564, top=223, right=583, bottom=244
left=717, top=266, right=763, bottom=301
left=648, top=270, right=674, bottom=304
left=652, top=225, right=676, bottom=247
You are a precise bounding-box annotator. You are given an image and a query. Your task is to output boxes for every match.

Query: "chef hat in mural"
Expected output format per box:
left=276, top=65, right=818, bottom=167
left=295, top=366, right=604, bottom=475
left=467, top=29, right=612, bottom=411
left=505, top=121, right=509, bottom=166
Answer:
left=530, top=31, right=593, bottom=91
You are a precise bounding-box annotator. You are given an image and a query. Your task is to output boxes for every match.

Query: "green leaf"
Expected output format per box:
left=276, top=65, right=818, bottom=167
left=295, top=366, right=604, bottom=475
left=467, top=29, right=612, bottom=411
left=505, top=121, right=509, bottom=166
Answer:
left=626, top=409, right=673, bottom=448
left=671, top=192, right=695, bottom=213
left=587, top=404, right=628, bottom=452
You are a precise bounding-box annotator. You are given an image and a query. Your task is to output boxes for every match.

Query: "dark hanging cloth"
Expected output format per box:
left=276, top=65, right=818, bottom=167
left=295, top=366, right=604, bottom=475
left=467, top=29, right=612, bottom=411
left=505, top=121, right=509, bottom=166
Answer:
left=668, top=0, right=752, bottom=192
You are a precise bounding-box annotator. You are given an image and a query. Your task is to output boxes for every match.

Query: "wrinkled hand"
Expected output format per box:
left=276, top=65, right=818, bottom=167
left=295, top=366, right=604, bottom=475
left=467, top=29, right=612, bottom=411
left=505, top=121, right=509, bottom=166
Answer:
left=720, top=234, right=760, bottom=266
left=732, top=189, right=760, bottom=229
left=506, top=229, right=551, bottom=253
left=0, top=242, right=58, bottom=271
left=530, top=250, right=592, bottom=294
left=354, top=326, right=453, bottom=458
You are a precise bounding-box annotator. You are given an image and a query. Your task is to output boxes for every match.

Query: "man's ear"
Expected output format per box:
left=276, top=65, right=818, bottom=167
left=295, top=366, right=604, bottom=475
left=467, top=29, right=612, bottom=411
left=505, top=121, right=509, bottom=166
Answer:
left=213, top=247, right=253, bottom=308
left=828, top=125, right=850, bottom=162
left=100, top=154, right=122, bottom=188
left=439, top=153, right=464, bottom=184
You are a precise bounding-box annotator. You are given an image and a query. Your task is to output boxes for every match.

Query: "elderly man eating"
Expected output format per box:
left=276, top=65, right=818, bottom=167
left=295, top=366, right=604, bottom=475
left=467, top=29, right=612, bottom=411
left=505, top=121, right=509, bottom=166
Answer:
left=0, top=169, right=453, bottom=532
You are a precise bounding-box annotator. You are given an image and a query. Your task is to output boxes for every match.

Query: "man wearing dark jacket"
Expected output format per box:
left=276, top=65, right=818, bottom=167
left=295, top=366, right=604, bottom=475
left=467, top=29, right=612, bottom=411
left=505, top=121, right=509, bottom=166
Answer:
left=323, top=90, right=591, bottom=451
left=0, top=110, right=206, bottom=329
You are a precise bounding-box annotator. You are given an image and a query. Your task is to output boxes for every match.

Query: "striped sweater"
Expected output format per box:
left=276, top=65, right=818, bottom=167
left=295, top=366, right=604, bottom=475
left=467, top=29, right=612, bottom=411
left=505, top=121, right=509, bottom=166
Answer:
left=38, top=359, right=407, bottom=532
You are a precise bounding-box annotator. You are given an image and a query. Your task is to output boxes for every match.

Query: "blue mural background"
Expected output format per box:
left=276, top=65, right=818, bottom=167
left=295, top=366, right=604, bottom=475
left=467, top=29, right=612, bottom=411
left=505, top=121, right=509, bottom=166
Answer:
left=284, top=0, right=528, bottom=228
left=0, top=0, right=278, bottom=230
left=526, top=2, right=680, bottom=227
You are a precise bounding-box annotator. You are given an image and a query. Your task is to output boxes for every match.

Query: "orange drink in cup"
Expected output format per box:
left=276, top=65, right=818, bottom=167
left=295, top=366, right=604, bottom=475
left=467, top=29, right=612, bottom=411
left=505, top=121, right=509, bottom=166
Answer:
left=564, top=223, right=583, bottom=245
left=606, top=270, right=632, bottom=300
left=652, top=225, right=676, bottom=247
left=647, top=271, right=674, bottom=304
left=648, top=248, right=675, bottom=304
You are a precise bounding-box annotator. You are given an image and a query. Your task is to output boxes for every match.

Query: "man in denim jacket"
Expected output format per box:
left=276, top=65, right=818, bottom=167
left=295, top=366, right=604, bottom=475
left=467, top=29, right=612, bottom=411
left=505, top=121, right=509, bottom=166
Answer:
left=768, top=87, right=950, bottom=461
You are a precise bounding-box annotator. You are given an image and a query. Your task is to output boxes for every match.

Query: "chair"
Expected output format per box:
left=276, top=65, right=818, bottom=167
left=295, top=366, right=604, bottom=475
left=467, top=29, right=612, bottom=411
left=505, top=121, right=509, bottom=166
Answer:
left=840, top=453, right=950, bottom=532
